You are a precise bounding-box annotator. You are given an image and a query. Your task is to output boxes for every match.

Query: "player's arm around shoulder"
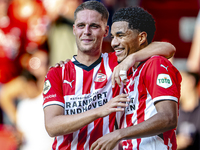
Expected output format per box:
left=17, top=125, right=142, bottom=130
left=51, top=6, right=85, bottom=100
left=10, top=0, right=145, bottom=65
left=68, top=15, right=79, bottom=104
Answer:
left=111, top=42, right=176, bottom=87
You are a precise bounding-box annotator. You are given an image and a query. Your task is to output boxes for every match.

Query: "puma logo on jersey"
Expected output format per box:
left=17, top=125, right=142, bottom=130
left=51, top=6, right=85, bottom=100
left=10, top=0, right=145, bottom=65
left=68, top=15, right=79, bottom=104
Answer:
left=63, top=80, right=74, bottom=88
left=160, top=64, right=168, bottom=71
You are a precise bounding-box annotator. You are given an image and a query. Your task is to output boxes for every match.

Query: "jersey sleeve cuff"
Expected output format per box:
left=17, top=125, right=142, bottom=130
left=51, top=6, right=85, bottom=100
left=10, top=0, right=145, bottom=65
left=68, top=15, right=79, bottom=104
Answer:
left=153, top=96, right=178, bottom=104
left=43, top=101, right=65, bottom=109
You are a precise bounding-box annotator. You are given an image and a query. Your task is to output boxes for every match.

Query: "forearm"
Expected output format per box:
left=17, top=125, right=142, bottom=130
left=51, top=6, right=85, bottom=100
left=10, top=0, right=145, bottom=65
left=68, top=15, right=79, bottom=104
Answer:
left=44, top=94, right=128, bottom=137
left=45, top=106, right=101, bottom=137
left=0, top=95, right=17, bottom=124
left=0, top=83, right=22, bottom=125
left=121, top=42, right=175, bottom=71
left=132, top=41, right=175, bottom=62
left=116, top=112, right=177, bottom=141
left=90, top=110, right=177, bottom=150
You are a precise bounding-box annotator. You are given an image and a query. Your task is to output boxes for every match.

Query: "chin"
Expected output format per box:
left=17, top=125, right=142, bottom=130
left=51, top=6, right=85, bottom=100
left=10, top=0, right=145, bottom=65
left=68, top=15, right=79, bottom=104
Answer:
left=117, top=57, right=125, bottom=63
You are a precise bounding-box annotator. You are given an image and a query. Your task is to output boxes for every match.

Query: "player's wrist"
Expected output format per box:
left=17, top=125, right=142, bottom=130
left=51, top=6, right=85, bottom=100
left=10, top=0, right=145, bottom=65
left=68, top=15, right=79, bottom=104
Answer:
left=113, top=129, right=124, bottom=142
left=95, top=106, right=105, bottom=118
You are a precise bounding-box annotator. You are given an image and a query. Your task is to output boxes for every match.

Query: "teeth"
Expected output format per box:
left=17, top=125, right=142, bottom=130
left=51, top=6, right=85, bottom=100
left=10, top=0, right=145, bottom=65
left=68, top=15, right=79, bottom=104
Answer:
left=115, top=50, right=122, bottom=52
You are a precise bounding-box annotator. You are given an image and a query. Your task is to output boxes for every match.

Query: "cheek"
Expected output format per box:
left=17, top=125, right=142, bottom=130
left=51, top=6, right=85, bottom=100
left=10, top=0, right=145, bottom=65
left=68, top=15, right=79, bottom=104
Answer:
left=74, top=29, right=83, bottom=37
left=122, top=42, right=130, bottom=54
left=127, top=40, right=139, bottom=54
left=96, top=33, right=103, bottom=39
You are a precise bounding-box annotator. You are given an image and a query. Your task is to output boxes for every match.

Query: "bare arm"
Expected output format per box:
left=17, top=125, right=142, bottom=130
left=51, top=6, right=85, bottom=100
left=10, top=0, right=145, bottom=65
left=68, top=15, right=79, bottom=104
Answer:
left=137, top=41, right=175, bottom=59
left=90, top=100, right=178, bottom=150
left=0, top=77, right=27, bottom=124
left=0, top=76, right=40, bottom=125
left=112, top=41, right=176, bottom=87
left=44, top=94, right=129, bottom=137
left=118, top=100, right=178, bottom=139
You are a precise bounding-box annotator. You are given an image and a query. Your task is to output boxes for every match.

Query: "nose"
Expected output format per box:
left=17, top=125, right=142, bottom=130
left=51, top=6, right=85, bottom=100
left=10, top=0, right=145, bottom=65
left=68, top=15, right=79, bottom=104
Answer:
left=84, top=25, right=91, bottom=35
left=111, top=36, right=120, bottom=48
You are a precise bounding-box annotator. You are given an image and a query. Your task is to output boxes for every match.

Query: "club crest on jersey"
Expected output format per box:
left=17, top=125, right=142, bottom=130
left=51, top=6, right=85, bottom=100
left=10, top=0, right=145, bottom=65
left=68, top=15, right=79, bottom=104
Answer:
left=43, top=80, right=51, bottom=94
left=156, top=74, right=172, bottom=88
left=95, top=73, right=106, bottom=82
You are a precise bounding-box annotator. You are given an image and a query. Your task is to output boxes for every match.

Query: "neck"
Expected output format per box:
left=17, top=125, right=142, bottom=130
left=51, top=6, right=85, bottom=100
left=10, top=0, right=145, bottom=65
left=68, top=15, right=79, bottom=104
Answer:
left=133, top=62, right=140, bottom=69
left=133, top=44, right=148, bottom=69
left=75, top=50, right=101, bottom=66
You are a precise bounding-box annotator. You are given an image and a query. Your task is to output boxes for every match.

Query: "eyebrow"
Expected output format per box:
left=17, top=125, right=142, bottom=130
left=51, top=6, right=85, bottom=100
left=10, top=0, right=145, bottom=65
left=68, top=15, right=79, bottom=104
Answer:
left=116, top=31, right=125, bottom=34
left=76, top=21, right=84, bottom=24
left=90, top=23, right=100, bottom=26
left=111, top=31, right=124, bottom=36
left=76, top=22, right=100, bottom=26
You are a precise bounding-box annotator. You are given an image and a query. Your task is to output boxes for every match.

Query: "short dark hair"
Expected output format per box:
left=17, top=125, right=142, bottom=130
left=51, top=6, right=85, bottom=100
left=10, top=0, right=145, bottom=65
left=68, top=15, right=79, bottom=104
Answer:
left=74, top=1, right=109, bottom=22
left=112, top=6, right=156, bottom=44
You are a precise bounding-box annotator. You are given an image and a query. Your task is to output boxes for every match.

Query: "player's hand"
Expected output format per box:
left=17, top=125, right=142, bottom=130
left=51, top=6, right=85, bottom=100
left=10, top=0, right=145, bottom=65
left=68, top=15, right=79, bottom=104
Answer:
left=90, top=130, right=120, bottom=150
left=112, top=64, right=128, bottom=88
left=48, top=59, right=70, bottom=70
left=112, top=55, right=136, bottom=88
left=98, top=94, right=130, bottom=118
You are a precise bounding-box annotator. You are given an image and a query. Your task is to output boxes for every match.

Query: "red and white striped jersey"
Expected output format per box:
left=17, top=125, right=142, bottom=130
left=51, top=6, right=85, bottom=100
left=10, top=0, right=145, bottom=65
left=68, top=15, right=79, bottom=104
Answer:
left=43, top=52, right=123, bottom=150
left=122, top=56, right=182, bottom=150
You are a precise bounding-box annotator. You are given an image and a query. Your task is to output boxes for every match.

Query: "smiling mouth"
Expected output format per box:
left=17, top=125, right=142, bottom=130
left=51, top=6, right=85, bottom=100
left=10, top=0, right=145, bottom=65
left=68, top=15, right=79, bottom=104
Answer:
left=115, top=50, right=122, bottom=53
left=115, top=49, right=124, bottom=56
left=82, top=38, right=93, bottom=41
left=114, top=48, right=125, bottom=52
left=81, top=39, right=93, bottom=44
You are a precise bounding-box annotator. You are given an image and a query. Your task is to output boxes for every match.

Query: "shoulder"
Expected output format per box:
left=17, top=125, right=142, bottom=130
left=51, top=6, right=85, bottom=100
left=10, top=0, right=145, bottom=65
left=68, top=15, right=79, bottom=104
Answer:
left=108, top=52, right=116, bottom=58
left=101, top=52, right=118, bottom=63
left=143, top=55, right=173, bottom=69
left=140, top=55, right=179, bottom=76
left=47, top=60, right=74, bottom=77
left=101, top=52, right=116, bottom=58
left=45, top=66, right=65, bottom=86
left=147, top=55, right=169, bottom=63
left=106, top=52, right=118, bottom=70
left=143, top=56, right=182, bottom=82
left=47, top=66, right=62, bottom=78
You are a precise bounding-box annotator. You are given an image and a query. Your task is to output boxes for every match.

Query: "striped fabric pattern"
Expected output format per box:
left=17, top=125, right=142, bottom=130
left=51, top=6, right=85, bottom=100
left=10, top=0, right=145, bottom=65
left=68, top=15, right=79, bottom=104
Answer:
left=43, top=52, right=123, bottom=150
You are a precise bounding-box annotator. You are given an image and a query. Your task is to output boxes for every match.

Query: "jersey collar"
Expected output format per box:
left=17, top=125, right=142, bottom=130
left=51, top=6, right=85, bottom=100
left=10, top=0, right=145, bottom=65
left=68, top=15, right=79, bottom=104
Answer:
left=72, top=55, right=102, bottom=71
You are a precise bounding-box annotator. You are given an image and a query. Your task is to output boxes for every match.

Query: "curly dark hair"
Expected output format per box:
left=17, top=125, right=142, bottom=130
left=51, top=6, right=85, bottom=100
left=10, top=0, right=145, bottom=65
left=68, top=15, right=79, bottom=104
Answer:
left=112, top=6, right=156, bottom=44
left=74, top=1, right=109, bottom=22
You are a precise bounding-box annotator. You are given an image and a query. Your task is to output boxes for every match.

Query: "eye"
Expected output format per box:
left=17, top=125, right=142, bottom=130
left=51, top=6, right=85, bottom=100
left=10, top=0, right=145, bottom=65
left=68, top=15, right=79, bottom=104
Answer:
left=90, top=24, right=100, bottom=29
left=118, top=34, right=124, bottom=37
left=77, top=24, right=85, bottom=28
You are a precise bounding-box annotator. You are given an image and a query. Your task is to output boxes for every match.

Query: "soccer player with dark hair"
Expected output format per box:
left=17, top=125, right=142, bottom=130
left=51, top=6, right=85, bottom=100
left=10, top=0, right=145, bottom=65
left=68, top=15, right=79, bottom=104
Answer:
left=91, top=6, right=181, bottom=150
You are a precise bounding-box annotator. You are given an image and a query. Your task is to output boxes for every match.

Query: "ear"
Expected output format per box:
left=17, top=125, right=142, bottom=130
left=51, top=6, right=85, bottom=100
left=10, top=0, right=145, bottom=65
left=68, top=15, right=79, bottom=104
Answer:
left=73, top=24, right=75, bottom=35
left=138, top=31, right=147, bottom=46
left=104, top=25, right=109, bottom=37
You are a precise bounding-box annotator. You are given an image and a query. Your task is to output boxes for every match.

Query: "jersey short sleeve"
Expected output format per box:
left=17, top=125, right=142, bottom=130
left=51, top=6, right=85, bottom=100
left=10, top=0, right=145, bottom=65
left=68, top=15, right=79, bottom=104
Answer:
left=142, top=56, right=182, bottom=104
left=43, top=67, right=65, bottom=108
